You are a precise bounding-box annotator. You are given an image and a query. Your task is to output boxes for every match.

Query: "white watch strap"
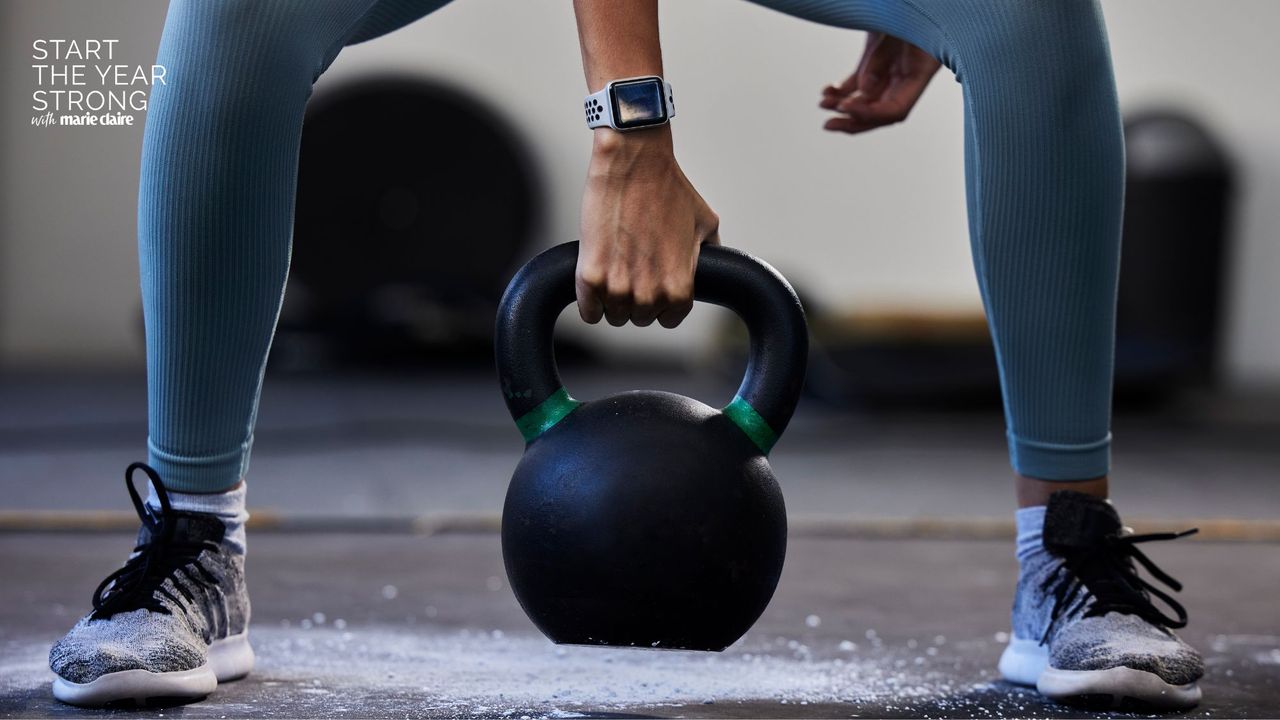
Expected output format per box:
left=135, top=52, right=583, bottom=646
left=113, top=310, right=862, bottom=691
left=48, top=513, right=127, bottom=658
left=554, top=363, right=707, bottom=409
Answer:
left=584, top=87, right=614, bottom=130
left=585, top=79, right=675, bottom=130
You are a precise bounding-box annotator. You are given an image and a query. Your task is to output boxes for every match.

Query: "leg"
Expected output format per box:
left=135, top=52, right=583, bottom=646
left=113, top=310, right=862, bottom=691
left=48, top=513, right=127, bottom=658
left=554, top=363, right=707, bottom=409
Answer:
left=141, top=0, right=371, bottom=491
left=950, top=2, right=1124, bottom=487
left=1016, top=475, right=1108, bottom=507
left=896, top=9, right=1200, bottom=707
left=746, top=0, right=1200, bottom=709
left=51, top=0, right=452, bottom=707
left=749, top=0, right=1122, bottom=485
left=140, top=0, right=448, bottom=492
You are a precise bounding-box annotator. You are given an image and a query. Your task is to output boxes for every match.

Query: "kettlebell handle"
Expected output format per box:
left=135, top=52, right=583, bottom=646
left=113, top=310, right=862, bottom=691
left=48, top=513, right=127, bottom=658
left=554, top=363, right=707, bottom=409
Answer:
left=495, top=241, right=807, bottom=454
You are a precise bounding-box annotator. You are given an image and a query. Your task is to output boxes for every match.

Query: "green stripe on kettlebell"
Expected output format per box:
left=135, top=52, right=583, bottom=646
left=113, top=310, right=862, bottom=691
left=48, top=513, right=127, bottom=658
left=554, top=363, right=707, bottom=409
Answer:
left=722, top=395, right=779, bottom=455
left=515, top=387, right=584, bottom=442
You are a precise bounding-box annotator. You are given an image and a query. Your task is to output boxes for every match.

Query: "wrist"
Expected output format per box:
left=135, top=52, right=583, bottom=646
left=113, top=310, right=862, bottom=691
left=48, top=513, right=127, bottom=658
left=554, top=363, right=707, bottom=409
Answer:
left=585, top=76, right=675, bottom=133
left=589, top=128, right=675, bottom=182
left=591, top=124, right=674, bottom=162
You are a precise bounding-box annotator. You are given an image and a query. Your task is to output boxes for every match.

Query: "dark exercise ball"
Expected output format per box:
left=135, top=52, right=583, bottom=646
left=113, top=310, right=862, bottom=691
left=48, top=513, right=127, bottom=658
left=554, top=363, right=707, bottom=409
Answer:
left=285, top=76, right=541, bottom=366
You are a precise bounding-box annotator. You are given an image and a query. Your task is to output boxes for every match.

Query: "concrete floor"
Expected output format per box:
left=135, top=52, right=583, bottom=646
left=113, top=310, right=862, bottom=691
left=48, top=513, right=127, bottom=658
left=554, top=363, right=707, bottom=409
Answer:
left=1, top=533, right=1277, bottom=718
left=1, top=371, right=1278, bottom=717
left=3, top=371, right=1279, bottom=523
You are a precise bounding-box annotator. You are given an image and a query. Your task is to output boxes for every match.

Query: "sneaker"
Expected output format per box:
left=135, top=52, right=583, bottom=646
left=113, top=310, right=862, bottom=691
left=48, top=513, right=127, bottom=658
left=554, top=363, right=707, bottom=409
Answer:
left=49, top=463, right=253, bottom=707
left=998, top=491, right=1203, bottom=711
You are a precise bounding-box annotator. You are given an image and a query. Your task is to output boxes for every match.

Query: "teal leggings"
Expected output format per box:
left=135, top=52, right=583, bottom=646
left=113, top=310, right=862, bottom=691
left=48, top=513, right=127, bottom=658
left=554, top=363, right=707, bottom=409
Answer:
left=141, top=0, right=1123, bottom=492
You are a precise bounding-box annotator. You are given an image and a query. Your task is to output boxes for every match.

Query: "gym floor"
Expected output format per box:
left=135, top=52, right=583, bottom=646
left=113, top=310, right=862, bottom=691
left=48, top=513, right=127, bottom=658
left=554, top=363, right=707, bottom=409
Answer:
left=2, top=369, right=1278, bottom=718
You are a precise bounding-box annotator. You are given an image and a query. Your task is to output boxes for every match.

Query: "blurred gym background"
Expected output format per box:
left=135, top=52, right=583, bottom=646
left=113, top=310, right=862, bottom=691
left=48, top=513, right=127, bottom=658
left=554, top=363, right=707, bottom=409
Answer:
left=3, top=2, right=1280, bottom=717
left=1, top=0, right=1277, bottom=521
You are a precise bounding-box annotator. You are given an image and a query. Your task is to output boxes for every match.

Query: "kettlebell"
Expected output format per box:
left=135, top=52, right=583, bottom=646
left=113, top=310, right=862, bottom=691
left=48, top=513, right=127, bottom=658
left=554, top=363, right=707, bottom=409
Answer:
left=495, top=241, right=807, bottom=651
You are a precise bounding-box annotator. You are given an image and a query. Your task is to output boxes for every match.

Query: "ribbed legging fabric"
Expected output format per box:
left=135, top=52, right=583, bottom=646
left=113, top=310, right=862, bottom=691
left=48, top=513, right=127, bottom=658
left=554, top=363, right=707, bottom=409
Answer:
left=140, top=0, right=1122, bottom=492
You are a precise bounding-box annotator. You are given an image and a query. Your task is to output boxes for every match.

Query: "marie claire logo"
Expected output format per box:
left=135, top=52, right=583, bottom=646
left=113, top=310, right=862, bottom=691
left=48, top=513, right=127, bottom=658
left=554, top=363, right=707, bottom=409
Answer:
left=31, top=39, right=166, bottom=128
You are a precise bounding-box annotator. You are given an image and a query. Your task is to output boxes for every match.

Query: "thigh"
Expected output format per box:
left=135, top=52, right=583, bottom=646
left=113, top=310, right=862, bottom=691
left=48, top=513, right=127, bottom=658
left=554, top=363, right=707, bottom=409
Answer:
left=743, top=0, right=1110, bottom=84
left=345, top=0, right=458, bottom=46
left=743, top=0, right=955, bottom=72
left=153, top=0, right=386, bottom=88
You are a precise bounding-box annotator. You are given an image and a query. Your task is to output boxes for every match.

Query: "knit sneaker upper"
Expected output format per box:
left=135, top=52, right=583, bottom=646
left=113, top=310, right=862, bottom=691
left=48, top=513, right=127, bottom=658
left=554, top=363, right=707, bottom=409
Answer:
left=1015, top=491, right=1203, bottom=686
left=49, top=463, right=249, bottom=684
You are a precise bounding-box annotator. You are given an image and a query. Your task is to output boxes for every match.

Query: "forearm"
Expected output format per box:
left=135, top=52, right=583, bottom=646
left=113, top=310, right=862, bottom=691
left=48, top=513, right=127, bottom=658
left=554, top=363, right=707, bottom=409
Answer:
left=572, top=0, right=714, bottom=329
left=574, top=0, right=663, bottom=91
left=573, top=0, right=671, bottom=154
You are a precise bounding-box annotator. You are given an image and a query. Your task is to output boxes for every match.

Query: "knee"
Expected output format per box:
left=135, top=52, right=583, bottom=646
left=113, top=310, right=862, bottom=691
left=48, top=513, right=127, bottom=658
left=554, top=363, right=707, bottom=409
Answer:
left=158, top=0, right=330, bottom=85
left=957, top=1, right=1114, bottom=108
left=152, top=0, right=325, bottom=123
left=163, top=0, right=285, bottom=47
left=347, top=0, right=449, bottom=46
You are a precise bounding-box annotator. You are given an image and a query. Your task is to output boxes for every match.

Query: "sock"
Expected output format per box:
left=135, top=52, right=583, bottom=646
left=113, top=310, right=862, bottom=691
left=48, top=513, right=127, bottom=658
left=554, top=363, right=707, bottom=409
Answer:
left=1015, top=505, right=1047, bottom=565
left=147, top=483, right=249, bottom=555
left=1011, top=505, right=1058, bottom=641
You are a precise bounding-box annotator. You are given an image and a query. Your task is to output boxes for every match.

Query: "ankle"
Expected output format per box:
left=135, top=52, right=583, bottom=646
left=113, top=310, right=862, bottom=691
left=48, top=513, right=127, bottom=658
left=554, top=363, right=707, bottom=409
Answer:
left=1015, top=474, right=1108, bottom=508
left=146, top=482, right=249, bottom=555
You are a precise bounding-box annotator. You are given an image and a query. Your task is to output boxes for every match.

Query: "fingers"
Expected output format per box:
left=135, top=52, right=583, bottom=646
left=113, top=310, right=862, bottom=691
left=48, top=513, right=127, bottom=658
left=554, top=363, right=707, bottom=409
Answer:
left=576, top=253, right=695, bottom=329
left=852, top=32, right=894, bottom=101
left=602, top=280, right=633, bottom=327
left=822, top=116, right=880, bottom=134
left=697, top=194, right=721, bottom=247
left=830, top=69, right=933, bottom=131
left=657, top=301, right=693, bottom=329
left=821, top=35, right=942, bottom=135
left=652, top=197, right=715, bottom=327
left=657, top=239, right=699, bottom=329
left=819, top=72, right=861, bottom=110
left=582, top=255, right=636, bottom=327
left=575, top=153, right=712, bottom=330
left=819, top=32, right=884, bottom=110
left=576, top=265, right=605, bottom=324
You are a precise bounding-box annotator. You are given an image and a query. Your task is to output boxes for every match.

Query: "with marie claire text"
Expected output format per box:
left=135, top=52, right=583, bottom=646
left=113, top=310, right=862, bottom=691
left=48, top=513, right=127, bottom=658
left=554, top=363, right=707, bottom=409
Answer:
left=30, top=39, right=166, bottom=129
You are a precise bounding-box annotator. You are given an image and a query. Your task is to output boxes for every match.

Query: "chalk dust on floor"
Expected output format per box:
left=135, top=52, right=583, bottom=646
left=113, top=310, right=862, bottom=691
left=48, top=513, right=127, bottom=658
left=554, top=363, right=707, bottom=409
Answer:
left=3, top=623, right=1018, bottom=718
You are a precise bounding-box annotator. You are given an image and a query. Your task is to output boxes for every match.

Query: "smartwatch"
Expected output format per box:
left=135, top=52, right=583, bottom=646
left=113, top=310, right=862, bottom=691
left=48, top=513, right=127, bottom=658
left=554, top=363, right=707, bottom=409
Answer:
left=584, top=76, right=676, bottom=131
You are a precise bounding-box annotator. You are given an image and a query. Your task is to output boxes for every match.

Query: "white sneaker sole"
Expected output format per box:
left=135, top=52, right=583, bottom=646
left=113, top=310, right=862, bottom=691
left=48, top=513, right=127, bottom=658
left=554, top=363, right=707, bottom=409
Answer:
left=998, top=632, right=1201, bottom=711
left=209, top=631, right=255, bottom=682
left=52, top=631, right=254, bottom=707
left=997, top=634, right=1048, bottom=687
left=1038, top=666, right=1202, bottom=710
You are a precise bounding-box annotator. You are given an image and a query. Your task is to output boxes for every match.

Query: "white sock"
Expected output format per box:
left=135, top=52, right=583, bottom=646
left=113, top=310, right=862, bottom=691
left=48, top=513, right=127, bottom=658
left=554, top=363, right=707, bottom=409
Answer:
left=147, top=483, right=248, bottom=555
left=1011, top=505, right=1054, bottom=640
left=1015, top=505, right=1047, bottom=564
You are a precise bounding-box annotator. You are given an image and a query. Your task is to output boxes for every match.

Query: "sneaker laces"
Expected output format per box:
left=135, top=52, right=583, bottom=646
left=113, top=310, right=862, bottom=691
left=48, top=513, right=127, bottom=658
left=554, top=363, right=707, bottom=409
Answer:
left=90, top=463, right=222, bottom=620
left=1039, top=525, right=1197, bottom=644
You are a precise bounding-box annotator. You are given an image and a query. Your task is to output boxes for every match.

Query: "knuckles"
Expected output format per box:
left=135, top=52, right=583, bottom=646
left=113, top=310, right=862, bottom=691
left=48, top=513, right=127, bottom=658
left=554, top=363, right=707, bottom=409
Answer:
left=579, top=271, right=693, bottom=307
left=631, top=290, right=660, bottom=309
left=576, top=256, right=697, bottom=327
left=577, top=265, right=607, bottom=291
left=663, top=283, right=693, bottom=306
left=602, top=281, right=632, bottom=304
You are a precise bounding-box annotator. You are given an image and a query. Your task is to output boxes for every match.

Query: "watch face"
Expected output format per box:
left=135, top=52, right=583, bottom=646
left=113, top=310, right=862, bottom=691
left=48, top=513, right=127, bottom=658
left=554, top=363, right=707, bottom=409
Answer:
left=611, top=78, right=667, bottom=129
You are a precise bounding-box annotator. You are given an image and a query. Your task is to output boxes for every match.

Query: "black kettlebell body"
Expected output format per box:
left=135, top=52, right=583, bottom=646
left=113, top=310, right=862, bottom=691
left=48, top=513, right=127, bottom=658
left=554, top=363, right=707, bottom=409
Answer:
left=495, top=242, right=807, bottom=652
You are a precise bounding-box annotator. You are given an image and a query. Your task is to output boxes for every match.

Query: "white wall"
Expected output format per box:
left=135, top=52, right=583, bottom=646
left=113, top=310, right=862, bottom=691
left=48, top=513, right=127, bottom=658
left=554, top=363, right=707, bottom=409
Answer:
left=0, top=1, right=165, bottom=369
left=1103, top=3, right=1280, bottom=386
left=2, top=0, right=1277, bottom=386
